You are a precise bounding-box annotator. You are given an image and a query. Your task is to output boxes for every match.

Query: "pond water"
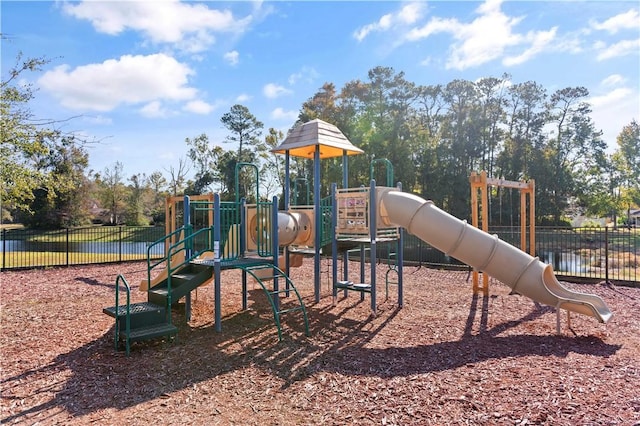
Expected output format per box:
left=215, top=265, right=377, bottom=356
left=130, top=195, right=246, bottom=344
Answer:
left=0, top=240, right=591, bottom=275
left=0, top=240, right=164, bottom=256
left=540, top=251, right=588, bottom=273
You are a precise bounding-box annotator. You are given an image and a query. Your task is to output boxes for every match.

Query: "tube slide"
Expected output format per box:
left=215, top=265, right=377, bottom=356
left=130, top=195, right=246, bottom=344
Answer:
left=378, top=190, right=612, bottom=323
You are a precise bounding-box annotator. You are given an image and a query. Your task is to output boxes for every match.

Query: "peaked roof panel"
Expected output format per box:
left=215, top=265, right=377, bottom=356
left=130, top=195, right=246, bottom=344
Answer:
left=271, top=119, right=364, bottom=159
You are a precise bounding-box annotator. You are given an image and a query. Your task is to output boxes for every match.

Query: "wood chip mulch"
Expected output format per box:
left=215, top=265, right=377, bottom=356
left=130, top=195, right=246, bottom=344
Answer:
left=1, top=260, right=639, bottom=425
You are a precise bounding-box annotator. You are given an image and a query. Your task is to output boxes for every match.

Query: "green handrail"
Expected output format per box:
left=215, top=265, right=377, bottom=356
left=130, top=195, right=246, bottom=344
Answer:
left=240, top=264, right=310, bottom=341
left=292, top=177, right=310, bottom=205
left=370, top=158, right=394, bottom=187
left=320, top=195, right=334, bottom=247
left=255, top=201, right=274, bottom=257
left=164, top=226, right=215, bottom=325
left=114, top=274, right=132, bottom=356
left=220, top=201, right=241, bottom=260
left=146, top=225, right=189, bottom=288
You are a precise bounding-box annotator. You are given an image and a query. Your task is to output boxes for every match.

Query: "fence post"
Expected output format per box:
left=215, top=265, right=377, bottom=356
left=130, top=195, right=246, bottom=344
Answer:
left=119, top=226, right=123, bottom=263
left=2, top=229, right=6, bottom=271
left=604, top=227, right=609, bottom=284
left=66, top=228, right=70, bottom=267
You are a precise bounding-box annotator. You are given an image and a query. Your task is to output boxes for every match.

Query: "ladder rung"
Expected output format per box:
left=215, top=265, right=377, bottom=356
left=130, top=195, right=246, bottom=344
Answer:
left=269, top=288, right=293, bottom=295
left=277, top=306, right=304, bottom=315
left=246, top=264, right=279, bottom=271
left=260, top=275, right=277, bottom=281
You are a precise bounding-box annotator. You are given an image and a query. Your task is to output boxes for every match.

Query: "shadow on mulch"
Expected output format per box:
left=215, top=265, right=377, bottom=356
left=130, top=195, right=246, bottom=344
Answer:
left=1, top=291, right=621, bottom=424
left=74, top=276, right=113, bottom=289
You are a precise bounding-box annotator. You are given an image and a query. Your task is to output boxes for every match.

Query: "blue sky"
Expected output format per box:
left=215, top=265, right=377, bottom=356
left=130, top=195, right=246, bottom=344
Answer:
left=2, top=1, right=639, bottom=180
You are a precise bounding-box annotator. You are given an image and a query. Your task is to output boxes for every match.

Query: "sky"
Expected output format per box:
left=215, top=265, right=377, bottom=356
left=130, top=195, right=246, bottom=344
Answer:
left=2, top=0, right=639, bottom=180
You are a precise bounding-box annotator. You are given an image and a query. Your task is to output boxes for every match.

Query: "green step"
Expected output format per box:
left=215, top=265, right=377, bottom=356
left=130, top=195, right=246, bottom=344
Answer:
left=148, top=263, right=213, bottom=307
left=103, top=302, right=163, bottom=318
left=334, top=281, right=372, bottom=293
left=121, top=323, right=178, bottom=342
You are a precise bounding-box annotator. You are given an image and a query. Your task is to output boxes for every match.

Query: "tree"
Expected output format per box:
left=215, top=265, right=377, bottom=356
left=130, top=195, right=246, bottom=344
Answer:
left=2, top=50, right=98, bottom=227
left=219, top=105, right=263, bottom=201
left=148, top=170, right=168, bottom=224
left=100, top=162, right=128, bottom=224
left=497, top=81, right=547, bottom=182
left=216, top=150, right=242, bottom=201
left=220, top=104, right=264, bottom=161
left=438, top=79, right=481, bottom=218
left=411, top=84, right=445, bottom=201
left=614, top=120, right=640, bottom=223
left=579, top=153, right=625, bottom=220
left=475, top=75, right=508, bottom=175
left=1, top=52, right=54, bottom=220
left=126, top=173, right=150, bottom=226
left=261, top=128, right=286, bottom=199
left=364, top=66, right=419, bottom=190
left=165, top=158, right=190, bottom=197
left=616, top=120, right=640, bottom=198
left=186, top=133, right=223, bottom=194
left=14, top=135, right=91, bottom=228
left=536, top=87, right=604, bottom=224
left=295, top=71, right=626, bottom=224
left=299, top=82, right=341, bottom=125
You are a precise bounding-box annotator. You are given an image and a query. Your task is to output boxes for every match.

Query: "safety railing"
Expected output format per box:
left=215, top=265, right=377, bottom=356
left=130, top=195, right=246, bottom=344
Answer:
left=4, top=223, right=637, bottom=285
left=401, top=226, right=638, bottom=285
left=320, top=195, right=334, bottom=247
left=1, top=226, right=165, bottom=270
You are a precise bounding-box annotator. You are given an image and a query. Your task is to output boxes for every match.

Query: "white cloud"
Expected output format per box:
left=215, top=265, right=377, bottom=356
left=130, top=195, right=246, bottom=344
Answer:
left=551, top=33, right=585, bottom=55
left=406, top=0, right=560, bottom=70
left=236, top=93, right=252, bottom=103
left=503, top=27, right=557, bottom=66
left=588, top=86, right=639, bottom=150
left=445, top=2, right=525, bottom=70
left=419, top=56, right=437, bottom=67
left=140, top=101, right=170, bottom=118
left=270, top=107, right=298, bottom=122
left=591, top=9, right=640, bottom=34
left=596, top=38, right=640, bottom=61
left=601, top=74, right=626, bottom=87
left=38, top=53, right=197, bottom=112
left=63, top=0, right=252, bottom=53
left=288, top=66, right=319, bottom=85
left=83, top=115, right=112, bottom=125
left=354, top=2, right=424, bottom=41
left=224, top=50, right=239, bottom=66
left=397, top=2, right=423, bottom=25
left=263, top=83, right=292, bottom=99
left=354, top=13, right=393, bottom=42
left=589, top=87, right=633, bottom=109
left=183, top=100, right=215, bottom=115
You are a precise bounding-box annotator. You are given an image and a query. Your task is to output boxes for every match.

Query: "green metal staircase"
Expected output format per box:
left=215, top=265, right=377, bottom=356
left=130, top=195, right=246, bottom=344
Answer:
left=240, top=263, right=310, bottom=341
left=103, top=275, right=178, bottom=356
left=103, top=263, right=213, bottom=356
left=147, top=262, right=213, bottom=308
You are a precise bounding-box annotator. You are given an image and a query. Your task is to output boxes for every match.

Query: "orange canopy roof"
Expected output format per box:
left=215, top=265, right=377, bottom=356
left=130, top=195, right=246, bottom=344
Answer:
left=271, top=119, right=364, bottom=159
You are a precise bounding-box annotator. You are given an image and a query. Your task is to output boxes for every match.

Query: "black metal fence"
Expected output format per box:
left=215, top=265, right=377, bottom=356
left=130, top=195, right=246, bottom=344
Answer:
left=399, top=226, right=639, bottom=285
left=1, top=226, right=165, bottom=270
left=2, top=225, right=638, bottom=285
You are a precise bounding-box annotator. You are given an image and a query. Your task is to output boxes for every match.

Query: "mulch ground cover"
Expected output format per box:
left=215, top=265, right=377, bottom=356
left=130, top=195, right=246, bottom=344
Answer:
left=1, top=260, right=639, bottom=425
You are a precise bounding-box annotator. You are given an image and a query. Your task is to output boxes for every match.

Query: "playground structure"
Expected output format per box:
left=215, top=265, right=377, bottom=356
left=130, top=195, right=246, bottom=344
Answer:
left=104, top=119, right=612, bottom=355
left=469, top=171, right=536, bottom=295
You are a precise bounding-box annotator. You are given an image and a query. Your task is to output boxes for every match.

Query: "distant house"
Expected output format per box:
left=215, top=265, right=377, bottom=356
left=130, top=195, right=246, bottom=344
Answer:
left=88, top=202, right=111, bottom=224
left=570, top=215, right=605, bottom=227
left=630, top=209, right=640, bottom=227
